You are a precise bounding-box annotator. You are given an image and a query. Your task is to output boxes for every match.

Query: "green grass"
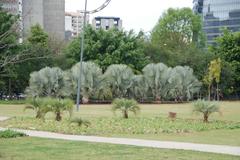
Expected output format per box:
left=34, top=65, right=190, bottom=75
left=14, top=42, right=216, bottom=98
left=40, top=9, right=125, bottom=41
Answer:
left=0, top=137, right=239, bottom=160
left=0, top=101, right=240, bottom=146
left=1, top=117, right=240, bottom=135
left=0, top=129, right=27, bottom=138
left=0, top=100, right=26, bottom=105
left=1, top=102, right=240, bottom=121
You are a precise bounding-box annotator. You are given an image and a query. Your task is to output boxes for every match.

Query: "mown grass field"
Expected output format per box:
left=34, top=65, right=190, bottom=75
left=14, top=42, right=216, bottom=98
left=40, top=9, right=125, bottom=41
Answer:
left=0, top=137, right=240, bottom=160
left=1, top=101, right=240, bottom=121
left=0, top=101, right=240, bottom=146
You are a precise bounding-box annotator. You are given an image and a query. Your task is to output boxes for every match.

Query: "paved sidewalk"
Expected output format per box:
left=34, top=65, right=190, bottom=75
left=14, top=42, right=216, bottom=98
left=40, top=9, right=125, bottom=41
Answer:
left=0, top=127, right=240, bottom=156
left=0, top=116, right=10, bottom=121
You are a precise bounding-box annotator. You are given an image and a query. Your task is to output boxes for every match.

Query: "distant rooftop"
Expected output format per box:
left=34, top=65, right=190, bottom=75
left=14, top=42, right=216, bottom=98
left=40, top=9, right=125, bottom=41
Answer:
left=94, top=16, right=121, bottom=20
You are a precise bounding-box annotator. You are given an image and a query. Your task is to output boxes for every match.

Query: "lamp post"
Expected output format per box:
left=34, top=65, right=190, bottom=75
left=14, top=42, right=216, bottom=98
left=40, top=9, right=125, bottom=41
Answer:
left=76, top=0, right=112, bottom=111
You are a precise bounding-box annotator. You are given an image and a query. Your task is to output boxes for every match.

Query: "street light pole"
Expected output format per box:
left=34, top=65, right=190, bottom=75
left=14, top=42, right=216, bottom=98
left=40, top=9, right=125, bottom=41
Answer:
left=76, top=0, right=88, bottom=111
left=76, top=0, right=112, bottom=111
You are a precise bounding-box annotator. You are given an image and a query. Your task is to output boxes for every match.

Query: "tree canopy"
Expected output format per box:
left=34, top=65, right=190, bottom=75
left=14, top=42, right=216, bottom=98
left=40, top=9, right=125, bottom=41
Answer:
left=65, top=26, right=149, bottom=72
left=151, top=8, right=205, bottom=50
left=211, top=30, right=240, bottom=97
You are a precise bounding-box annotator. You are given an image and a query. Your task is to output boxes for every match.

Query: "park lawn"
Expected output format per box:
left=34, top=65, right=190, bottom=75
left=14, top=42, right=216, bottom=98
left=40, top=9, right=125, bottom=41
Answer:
left=0, top=101, right=240, bottom=121
left=0, top=101, right=240, bottom=146
left=0, top=100, right=26, bottom=105
left=0, top=137, right=239, bottom=160
left=114, top=129, right=240, bottom=146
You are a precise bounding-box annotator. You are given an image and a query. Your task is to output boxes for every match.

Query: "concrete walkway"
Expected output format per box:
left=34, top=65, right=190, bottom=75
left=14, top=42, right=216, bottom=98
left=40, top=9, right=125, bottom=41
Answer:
left=0, top=127, right=240, bottom=156
left=0, top=116, right=10, bottom=121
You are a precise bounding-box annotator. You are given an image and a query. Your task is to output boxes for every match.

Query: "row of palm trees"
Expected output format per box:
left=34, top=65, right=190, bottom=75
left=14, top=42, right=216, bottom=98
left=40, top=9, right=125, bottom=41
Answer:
left=26, top=62, right=201, bottom=102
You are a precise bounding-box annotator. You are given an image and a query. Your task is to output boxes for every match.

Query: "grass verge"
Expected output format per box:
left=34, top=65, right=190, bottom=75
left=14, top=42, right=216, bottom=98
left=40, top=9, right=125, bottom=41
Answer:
left=1, top=117, right=240, bottom=135
left=0, top=137, right=239, bottom=160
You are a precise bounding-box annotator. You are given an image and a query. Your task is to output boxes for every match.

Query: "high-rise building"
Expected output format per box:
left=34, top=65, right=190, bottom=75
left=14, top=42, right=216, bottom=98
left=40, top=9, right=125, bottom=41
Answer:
left=193, top=0, right=204, bottom=14
left=194, top=0, right=240, bottom=45
left=22, top=0, right=65, bottom=40
left=65, top=11, right=90, bottom=39
left=1, top=0, right=65, bottom=40
left=92, top=17, right=122, bottom=30
left=1, top=0, right=22, bottom=15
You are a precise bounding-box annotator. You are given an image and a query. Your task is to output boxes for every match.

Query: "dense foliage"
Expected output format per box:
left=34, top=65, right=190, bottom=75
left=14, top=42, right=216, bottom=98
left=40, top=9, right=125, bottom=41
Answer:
left=151, top=8, right=205, bottom=49
left=211, top=30, right=240, bottom=98
left=64, top=26, right=149, bottom=72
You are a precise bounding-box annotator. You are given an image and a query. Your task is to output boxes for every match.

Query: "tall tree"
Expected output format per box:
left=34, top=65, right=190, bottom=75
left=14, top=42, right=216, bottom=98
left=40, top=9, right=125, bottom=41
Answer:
left=0, top=8, right=49, bottom=73
left=146, top=7, right=210, bottom=83
left=65, top=26, right=149, bottom=72
left=0, top=7, right=19, bottom=72
left=0, top=7, right=54, bottom=94
left=151, top=8, right=205, bottom=49
left=8, top=24, right=53, bottom=94
left=211, top=30, right=240, bottom=98
left=204, top=58, right=222, bottom=100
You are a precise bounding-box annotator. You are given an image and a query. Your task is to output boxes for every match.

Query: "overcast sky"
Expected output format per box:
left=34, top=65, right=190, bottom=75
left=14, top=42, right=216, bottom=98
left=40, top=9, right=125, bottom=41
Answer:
left=65, top=0, right=193, bottom=32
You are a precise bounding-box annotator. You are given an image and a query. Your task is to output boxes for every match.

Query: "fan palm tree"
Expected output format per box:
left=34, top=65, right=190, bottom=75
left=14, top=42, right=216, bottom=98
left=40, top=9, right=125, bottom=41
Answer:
left=142, top=63, right=171, bottom=101
left=49, top=98, right=74, bottom=121
left=24, top=98, right=52, bottom=119
left=169, top=66, right=201, bottom=101
left=112, top=98, right=140, bottom=119
left=25, top=67, right=69, bottom=98
left=130, top=75, right=149, bottom=101
left=104, top=64, right=134, bottom=98
left=193, top=100, right=220, bottom=122
left=68, top=62, right=103, bottom=103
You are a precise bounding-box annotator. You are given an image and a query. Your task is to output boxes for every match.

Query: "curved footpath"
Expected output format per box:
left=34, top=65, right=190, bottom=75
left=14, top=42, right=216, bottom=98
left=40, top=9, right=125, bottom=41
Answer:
left=0, top=117, right=240, bottom=156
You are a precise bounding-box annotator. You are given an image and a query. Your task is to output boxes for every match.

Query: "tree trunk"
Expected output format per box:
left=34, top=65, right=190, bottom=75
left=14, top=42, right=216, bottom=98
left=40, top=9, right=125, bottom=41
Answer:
left=217, top=83, right=219, bottom=101
left=208, top=84, right=211, bottom=101
left=36, top=111, right=42, bottom=119
left=82, top=97, right=89, bottom=104
left=56, top=112, right=62, bottom=121
left=8, top=78, right=11, bottom=98
left=123, top=110, right=128, bottom=119
left=203, top=114, right=209, bottom=123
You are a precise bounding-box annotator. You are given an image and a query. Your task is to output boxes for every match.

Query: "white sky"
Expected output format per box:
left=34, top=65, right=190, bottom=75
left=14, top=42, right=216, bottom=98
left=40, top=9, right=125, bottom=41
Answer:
left=65, top=0, right=193, bottom=32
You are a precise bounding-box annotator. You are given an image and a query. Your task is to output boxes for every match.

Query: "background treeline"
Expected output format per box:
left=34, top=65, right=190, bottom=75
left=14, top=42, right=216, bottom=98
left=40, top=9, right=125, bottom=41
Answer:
left=0, top=7, right=239, bottom=100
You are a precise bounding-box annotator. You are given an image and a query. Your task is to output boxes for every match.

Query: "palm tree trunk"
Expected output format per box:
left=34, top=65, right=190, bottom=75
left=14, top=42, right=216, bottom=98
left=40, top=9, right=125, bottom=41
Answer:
left=123, top=110, right=128, bottom=119
left=203, top=114, right=208, bottom=123
left=56, top=112, right=62, bottom=121
left=208, top=84, right=211, bottom=101
left=36, top=112, right=42, bottom=119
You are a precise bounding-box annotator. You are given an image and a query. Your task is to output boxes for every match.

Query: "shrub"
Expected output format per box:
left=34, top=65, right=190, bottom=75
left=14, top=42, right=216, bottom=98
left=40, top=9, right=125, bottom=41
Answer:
left=70, top=118, right=91, bottom=127
left=25, top=98, right=52, bottom=119
left=112, top=98, right=140, bottom=119
left=193, top=100, right=220, bottom=123
left=25, top=98, right=74, bottom=121
left=49, top=98, right=74, bottom=121
left=0, top=130, right=27, bottom=138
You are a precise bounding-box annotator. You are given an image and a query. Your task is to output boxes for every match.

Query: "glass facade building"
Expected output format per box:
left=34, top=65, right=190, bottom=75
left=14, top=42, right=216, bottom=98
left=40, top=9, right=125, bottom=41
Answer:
left=194, top=0, right=240, bottom=45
